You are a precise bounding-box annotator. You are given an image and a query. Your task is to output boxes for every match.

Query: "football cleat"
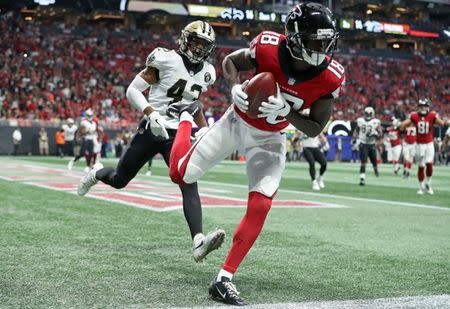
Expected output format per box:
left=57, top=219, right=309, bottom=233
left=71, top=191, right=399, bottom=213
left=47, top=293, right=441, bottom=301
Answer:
left=145, top=170, right=152, bottom=176
left=374, top=169, right=380, bottom=177
left=209, top=277, right=248, bottom=306
left=166, top=101, right=201, bottom=119
left=417, top=189, right=425, bottom=195
left=84, top=166, right=91, bottom=173
left=425, top=184, right=434, bottom=195
left=67, top=158, right=75, bottom=171
left=193, top=229, right=225, bottom=263
left=312, top=180, right=320, bottom=191
left=77, top=162, right=103, bottom=196
left=318, top=177, right=325, bottom=188
left=359, top=178, right=365, bottom=186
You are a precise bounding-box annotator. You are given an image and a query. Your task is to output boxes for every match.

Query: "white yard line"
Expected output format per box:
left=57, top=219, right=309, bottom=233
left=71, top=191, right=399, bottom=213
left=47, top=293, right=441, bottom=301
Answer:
left=2, top=161, right=449, bottom=212
left=175, top=294, right=450, bottom=309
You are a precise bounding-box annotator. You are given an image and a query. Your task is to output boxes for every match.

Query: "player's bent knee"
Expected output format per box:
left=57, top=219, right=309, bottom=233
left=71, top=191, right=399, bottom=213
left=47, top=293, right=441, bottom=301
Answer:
left=182, top=163, right=203, bottom=184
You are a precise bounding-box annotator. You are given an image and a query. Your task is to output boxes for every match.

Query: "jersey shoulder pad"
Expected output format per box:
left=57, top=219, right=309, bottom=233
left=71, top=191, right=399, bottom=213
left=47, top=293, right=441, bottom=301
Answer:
left=146, top=47, right=174, bottom=70
left=204, top=62, right=216, bottom=85
left=249, top=31, right=284, bottom=60
left=325, top=59, right=346, bottom=98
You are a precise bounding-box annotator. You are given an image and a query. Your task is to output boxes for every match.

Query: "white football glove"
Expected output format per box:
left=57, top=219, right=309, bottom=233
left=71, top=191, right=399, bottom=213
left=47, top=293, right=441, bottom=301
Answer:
left=258, top=86, right=291, bottom=118
left=144, top=111, right=169, bottom=139
left=231, top=80, right=249, bottom=112
left=194, top=126, right=209, bottom=141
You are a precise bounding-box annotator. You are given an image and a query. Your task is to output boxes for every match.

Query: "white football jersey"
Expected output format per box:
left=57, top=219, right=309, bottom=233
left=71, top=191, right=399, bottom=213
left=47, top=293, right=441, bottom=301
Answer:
left=80, top=119, right=97, bottom=140
left=446, top=127, right=450, bottom=137
left=62, top=124, right=78, bottom=142
left=146, top=47, right=216, bottom=129
left=357, top=117, right=380, bottom=145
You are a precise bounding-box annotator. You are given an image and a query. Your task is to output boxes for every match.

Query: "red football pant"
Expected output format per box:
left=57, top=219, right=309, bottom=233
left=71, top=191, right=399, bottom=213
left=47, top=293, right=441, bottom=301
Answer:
left=223, top=192, right=273, bottom=274
left=169, top=121, right=193, bottom=185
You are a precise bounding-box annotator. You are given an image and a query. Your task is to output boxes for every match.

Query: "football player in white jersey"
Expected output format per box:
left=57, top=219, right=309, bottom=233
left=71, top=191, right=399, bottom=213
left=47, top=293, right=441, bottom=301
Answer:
left=68, top=109, right=98, bottom=173
left=441, top=126, right=450, bottom=165
left=63, top=118, right=78, bottom=157
left=354, top=106, right=382, bottom=186
left=77, top=21, right=225, bottom=263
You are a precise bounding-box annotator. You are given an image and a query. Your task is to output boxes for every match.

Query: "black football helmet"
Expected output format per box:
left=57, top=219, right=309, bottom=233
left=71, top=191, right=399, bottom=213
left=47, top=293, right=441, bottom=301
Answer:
left=418, top=98, right=431, bottom=116
left=285, top=2, right=338, bottom=66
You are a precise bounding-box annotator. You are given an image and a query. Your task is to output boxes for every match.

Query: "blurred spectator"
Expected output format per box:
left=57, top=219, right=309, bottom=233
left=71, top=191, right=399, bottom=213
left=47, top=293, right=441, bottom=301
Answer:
left=55, top=128, right=65, bottom=157
left=38, top=127, right=49, bottom=156
left=12, top=128, right=22, bottom=155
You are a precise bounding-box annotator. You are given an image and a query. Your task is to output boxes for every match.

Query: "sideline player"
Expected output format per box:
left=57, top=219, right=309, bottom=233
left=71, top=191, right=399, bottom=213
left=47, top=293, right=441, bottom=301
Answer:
left=168, top=3, right=344, bottom=305
left=302, top=132, right=328, bottom=190
left=77, top=21, right=225, bottom=262
left=63, top=118, right=77, bottom=157
left=388, top=118, right=402, bottom=175
left=400, top=98, right=448, bottom=194
left=402, top=124, right=416, bottom=178
left=441, top=126, right=450, bottom=165
left=353, top=106, right=382, bottom=185
left=67, top=109, right=98, bottom=173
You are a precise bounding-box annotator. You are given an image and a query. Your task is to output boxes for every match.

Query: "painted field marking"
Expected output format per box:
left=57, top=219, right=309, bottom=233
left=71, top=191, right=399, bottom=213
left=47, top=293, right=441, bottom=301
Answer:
left=175, top=294, right=450, bottom=309
left=0, top=162, right=346, bottom=211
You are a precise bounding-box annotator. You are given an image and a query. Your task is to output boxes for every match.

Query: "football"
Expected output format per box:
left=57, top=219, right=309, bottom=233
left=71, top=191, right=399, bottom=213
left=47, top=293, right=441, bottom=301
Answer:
left=244, top=72, right=277, bottom=119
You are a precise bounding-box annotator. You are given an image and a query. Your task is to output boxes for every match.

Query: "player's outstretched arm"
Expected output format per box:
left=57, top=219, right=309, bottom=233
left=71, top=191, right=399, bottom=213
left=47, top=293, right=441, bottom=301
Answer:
left=400, top=119, right=412, bottom=130
left=222, top=48, right=255, bottom=87
left=285, top=98, right=334, bottom=137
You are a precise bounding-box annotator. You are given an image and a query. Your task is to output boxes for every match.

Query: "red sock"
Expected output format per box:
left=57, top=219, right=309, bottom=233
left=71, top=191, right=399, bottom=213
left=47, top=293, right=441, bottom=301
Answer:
left=426, top=163, right=433, bottom=177
left=222, top=192, right=273, bottom=274
left=403, top=161, right=407, bottom=168
left=169, top=121, right=192, bottom=184
left=408, top=162, right=412, bottom=169
left=418, top=166, right=425, bottom=182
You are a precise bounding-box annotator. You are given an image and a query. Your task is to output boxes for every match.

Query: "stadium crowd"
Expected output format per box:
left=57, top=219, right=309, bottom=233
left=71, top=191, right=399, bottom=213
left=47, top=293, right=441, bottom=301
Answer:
left=1, top=14, right=449, bottom=128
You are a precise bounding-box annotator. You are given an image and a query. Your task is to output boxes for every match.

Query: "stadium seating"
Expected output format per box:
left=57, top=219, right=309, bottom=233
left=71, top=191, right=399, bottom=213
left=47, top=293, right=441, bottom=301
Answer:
left=1, top=15, right=448, bottom=128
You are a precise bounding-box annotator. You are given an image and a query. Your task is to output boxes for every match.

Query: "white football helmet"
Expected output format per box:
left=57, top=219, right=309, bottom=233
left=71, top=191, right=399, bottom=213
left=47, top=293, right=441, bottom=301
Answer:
left=85, top=108, right=94, bottom=120
left=179, top=20, right=215, bottom=64
left=364, top=106, right=375, bottom=121
left=392, top=117, right=400, bottom=128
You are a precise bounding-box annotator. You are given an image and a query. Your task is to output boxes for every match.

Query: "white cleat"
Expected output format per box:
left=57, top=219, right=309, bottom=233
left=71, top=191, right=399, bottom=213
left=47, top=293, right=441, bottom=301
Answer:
left=67, top=158, right=74, bottom=171
left=84, top=166, right=91, bottom=173
left=417, top=189, right=425, bottom=195
left=145, top=170, right=152, bottom=176
left=77, top=162, right=103, bottom=196
left=425, top=185, right=434, bottom=195
left=318, top=179, right=325, bottom=189
left=193, top=229, right=226, bottom=263
left=312, top=180, right=320, bottom=191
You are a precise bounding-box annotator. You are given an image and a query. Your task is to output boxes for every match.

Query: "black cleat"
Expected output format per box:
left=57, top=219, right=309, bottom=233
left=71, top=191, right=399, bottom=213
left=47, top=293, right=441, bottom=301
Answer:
left=374, top=170, right=379, bottom=177
left=359, top=178, right=365, bottom=186
left=166, top=101, right=201, bottom=119
left=209, top=277, right=248, bottom=306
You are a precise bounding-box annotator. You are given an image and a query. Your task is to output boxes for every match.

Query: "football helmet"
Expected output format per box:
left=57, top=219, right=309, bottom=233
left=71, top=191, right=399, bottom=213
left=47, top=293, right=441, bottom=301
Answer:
left=418, top=98, right=431, bottom=116
left=285, top=2, right=338, bottom=66
left=364, top=106, right=375, bottom=120
left=67, top=118, right=74, bottom=125
left=392, top=117, right=400, bottom=128
left=85, top=108, right=94, bottom=120
left=179, top=21, right=215, bottom=64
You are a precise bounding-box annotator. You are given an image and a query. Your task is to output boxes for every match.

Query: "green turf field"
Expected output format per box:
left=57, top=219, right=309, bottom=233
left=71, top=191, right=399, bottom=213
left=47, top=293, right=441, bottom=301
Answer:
left=1, top=156, right=449, bottom=308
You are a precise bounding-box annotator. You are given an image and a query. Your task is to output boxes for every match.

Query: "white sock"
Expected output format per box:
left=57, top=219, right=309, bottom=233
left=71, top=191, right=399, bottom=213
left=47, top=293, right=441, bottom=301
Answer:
left=180, top=111, right=194, bottom=123
left=426, top=177, right=432, bottom=186
left=419, top=181, right=425, bottom=190
left=217, top=269, right=233, bottom=282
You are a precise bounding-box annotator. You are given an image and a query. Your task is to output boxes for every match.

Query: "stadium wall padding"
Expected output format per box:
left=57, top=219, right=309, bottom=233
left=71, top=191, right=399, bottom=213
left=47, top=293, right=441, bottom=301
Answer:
left=0, top=126, right=120, bottom=155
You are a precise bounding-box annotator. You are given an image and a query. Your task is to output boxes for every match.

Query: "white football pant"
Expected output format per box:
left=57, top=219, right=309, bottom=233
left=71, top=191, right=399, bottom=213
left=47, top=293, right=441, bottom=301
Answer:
left=416, top=142, right=434, bottom=167
left=180, top=107, right=286, bottom=197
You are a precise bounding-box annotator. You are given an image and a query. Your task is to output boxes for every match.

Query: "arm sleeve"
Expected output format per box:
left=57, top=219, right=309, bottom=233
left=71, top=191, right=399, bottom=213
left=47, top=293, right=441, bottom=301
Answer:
left=126, top=75, right=151, bottom=113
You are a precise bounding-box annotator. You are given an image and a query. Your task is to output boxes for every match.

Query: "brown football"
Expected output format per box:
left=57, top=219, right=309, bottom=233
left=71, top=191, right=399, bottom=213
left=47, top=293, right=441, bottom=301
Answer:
left=244, top=72, right=277, bottom=119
